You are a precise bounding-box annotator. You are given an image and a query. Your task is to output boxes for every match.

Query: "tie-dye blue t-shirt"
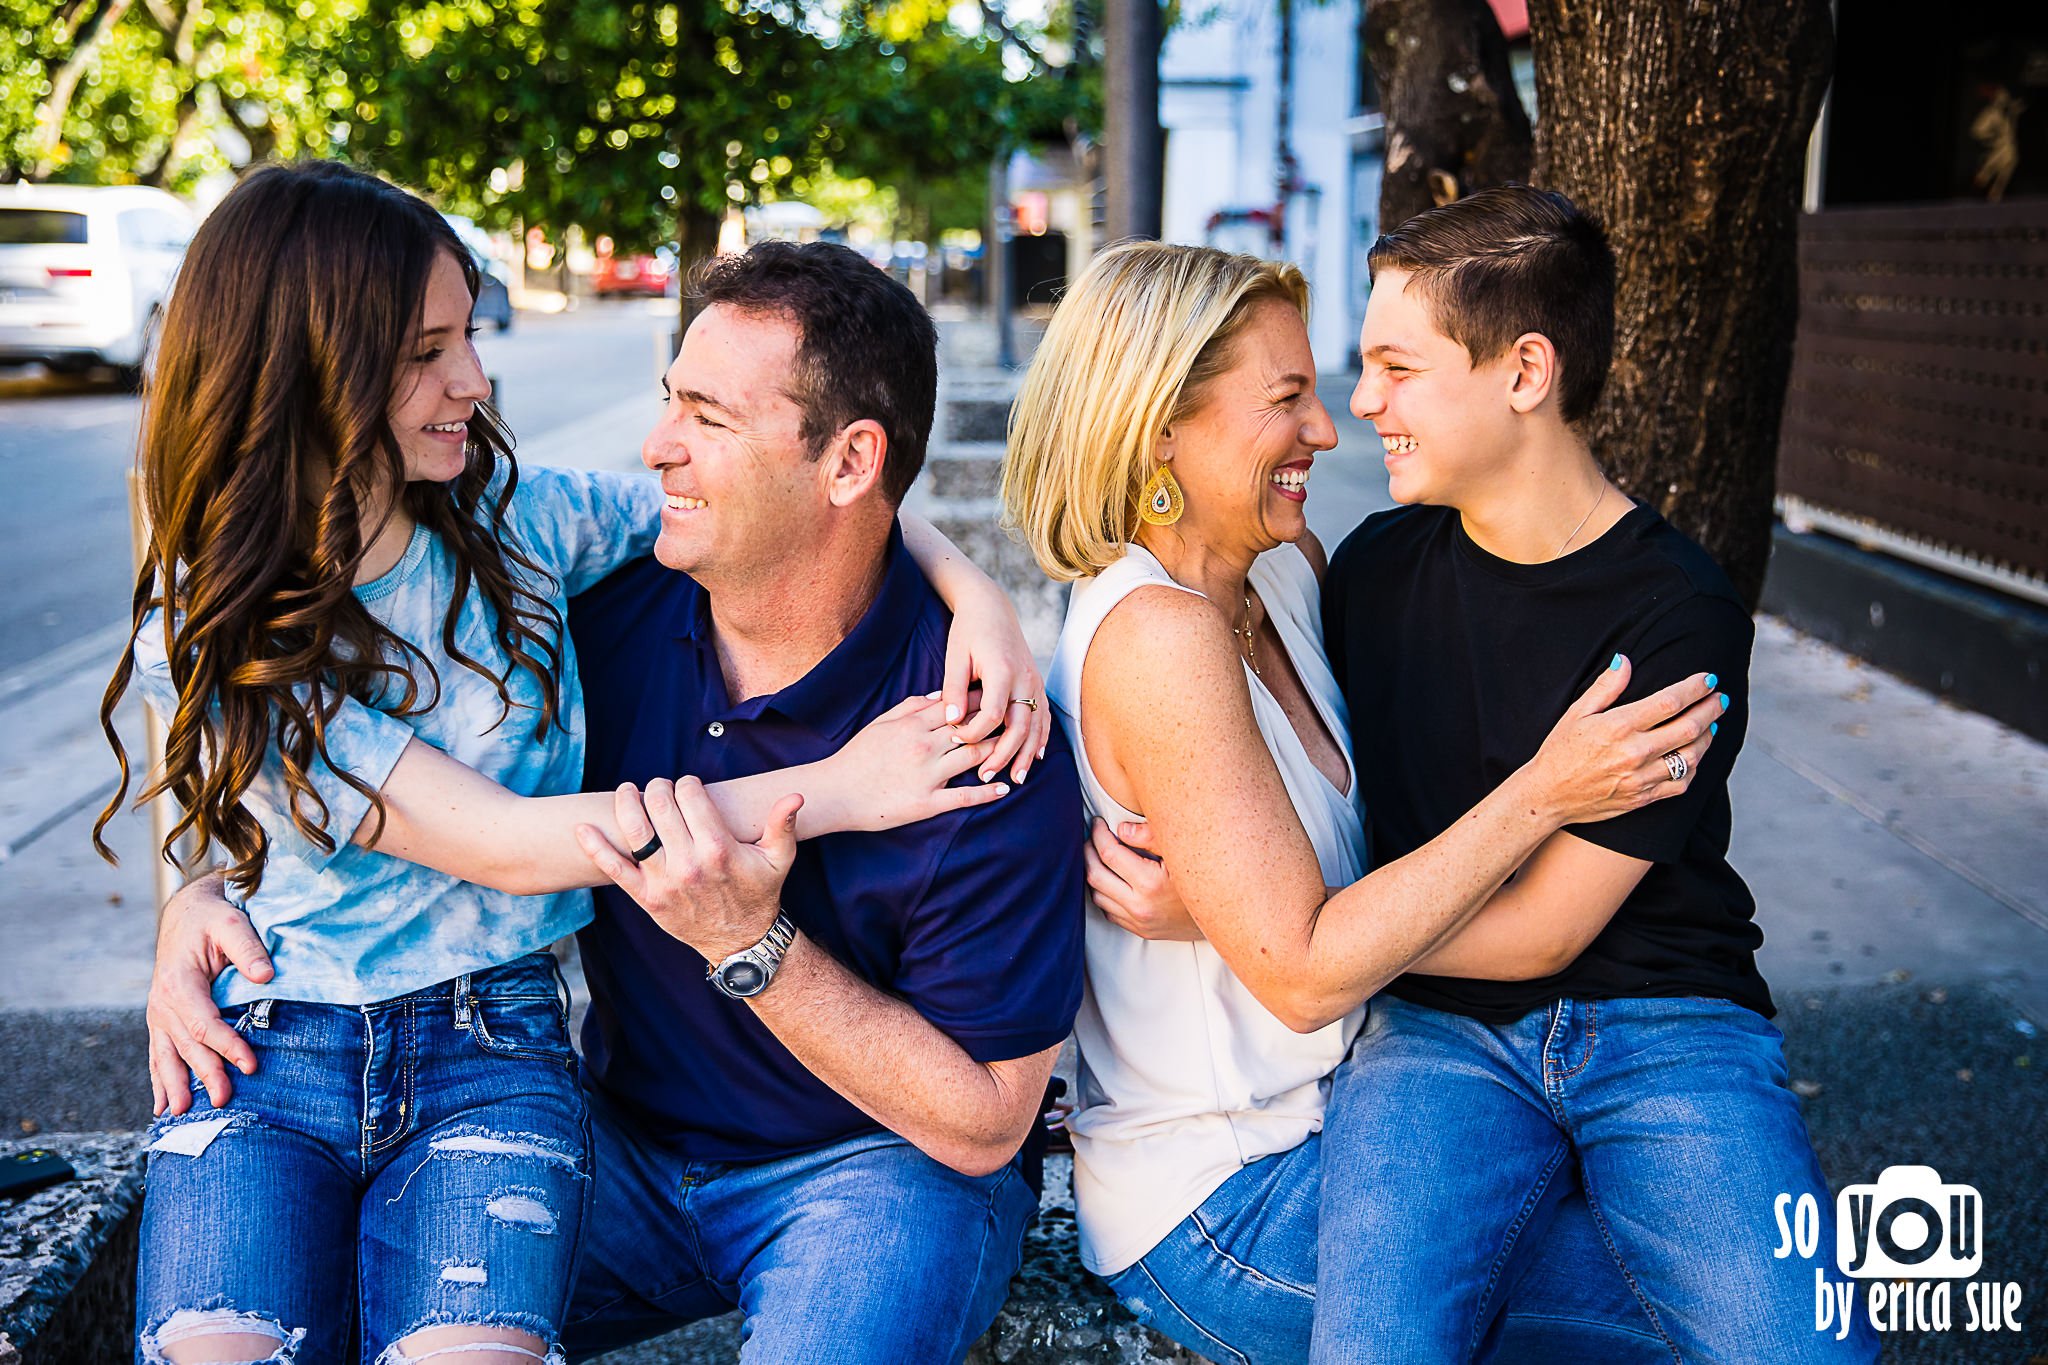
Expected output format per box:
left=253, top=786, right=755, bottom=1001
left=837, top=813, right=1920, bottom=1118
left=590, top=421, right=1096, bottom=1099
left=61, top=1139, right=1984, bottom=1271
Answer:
left=133, top=463, right=663, bottom=1008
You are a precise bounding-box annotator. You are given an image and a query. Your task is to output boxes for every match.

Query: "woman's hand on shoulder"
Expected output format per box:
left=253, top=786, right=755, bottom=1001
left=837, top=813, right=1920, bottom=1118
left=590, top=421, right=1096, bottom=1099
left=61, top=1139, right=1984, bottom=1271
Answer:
left=941, top=584, right=1050, bottom=785
left=818, top=692, right=1012, bottom=832
left=1526, top=656, right=1725, bottom=825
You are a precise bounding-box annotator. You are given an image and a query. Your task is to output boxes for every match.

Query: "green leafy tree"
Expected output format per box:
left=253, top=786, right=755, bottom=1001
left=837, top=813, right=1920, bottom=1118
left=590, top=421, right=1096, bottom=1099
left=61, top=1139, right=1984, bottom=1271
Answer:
left=1, top=0, right=358, bottom=188
left=332, top=0, right=1085, bottom=253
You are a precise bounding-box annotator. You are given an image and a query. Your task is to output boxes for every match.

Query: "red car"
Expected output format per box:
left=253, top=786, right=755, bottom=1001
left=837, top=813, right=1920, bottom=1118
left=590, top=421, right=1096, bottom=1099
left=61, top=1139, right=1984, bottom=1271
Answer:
left=594, top=252, right=672, bottom=297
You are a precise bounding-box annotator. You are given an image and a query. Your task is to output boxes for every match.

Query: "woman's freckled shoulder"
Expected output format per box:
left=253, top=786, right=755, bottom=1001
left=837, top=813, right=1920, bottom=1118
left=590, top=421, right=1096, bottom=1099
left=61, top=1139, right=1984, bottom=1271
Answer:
left=1089, top=585, right=1240, bottom=705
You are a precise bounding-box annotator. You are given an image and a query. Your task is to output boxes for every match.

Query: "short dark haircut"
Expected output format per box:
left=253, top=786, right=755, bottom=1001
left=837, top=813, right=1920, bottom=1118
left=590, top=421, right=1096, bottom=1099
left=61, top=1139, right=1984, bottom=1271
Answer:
left=691, top=240, right=937, bottom=505
left=1368, top=185, right=1615, bottom=424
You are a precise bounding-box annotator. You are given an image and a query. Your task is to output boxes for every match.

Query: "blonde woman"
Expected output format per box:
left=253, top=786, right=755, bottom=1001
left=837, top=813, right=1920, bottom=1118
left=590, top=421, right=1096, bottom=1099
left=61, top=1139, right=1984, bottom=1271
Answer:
left=1002, top=243, right=1721, bottom=1363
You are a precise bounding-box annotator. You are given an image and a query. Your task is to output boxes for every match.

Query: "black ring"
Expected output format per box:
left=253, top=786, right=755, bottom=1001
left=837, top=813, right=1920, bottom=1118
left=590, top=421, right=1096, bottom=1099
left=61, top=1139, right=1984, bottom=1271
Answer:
left=630, top=833, right=662, bottom=864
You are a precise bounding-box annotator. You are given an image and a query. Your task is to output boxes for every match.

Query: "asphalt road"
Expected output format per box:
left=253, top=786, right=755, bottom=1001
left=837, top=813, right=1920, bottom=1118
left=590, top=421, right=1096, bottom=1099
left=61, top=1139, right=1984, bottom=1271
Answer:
left=0, top=297, right=677, bottom=676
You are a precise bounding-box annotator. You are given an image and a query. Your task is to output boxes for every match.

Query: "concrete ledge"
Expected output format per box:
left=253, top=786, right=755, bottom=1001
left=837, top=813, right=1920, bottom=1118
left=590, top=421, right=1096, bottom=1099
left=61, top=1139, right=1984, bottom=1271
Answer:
left=0, top=1132, right=144, bottom=1365
left=944, top=397, right=1014, bottom=444
left=1761, top=524, right=2048, bottom=742
left=927, top=455, right=1006, bottom=501
left=965, top=1156, right=1200, bottom=1364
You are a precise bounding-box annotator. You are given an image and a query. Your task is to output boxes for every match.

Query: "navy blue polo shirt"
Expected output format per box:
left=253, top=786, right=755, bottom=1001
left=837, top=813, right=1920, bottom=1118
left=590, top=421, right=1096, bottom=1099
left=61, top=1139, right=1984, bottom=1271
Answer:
left=567, top=524, right=1086, bottom=1163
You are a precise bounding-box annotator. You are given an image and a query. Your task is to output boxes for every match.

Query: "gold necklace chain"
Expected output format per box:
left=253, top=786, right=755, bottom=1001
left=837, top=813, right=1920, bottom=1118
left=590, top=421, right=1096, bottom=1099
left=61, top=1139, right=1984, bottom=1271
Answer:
left=1558, top=484, right=1608, bottom=558
left=1233, top=592, right=1261, bottom=677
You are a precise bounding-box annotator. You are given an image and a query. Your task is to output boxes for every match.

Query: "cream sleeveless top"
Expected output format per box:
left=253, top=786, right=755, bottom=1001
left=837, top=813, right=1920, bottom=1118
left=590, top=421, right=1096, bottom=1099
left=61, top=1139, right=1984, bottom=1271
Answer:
left=1046, top=540, right=1368, bottom=1277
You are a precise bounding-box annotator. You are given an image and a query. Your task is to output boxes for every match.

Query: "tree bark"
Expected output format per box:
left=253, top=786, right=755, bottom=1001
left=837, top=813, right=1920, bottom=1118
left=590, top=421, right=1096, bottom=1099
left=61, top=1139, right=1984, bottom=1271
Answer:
left=1365, top=0, right=1532, bottom=232
left=1529, top=0, right=1832, bottom=608
left=1103, top=0, right=1162, bottom=240
left=673, top=201, right=723, bottom=342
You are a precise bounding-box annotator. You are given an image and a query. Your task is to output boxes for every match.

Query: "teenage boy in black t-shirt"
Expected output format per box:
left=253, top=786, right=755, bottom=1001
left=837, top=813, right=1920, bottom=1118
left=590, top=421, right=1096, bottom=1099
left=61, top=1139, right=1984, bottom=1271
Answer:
left=1310, top=188, right=1876, bottom=1363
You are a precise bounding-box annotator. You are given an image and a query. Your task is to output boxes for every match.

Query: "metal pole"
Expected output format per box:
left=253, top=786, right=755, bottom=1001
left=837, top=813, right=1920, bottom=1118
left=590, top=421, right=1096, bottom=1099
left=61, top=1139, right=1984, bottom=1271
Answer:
left=1104, top=0, right=1163, bottom=241
left=1274, top=0, right=1296, bottom=255
left=989, top=154, right=1017, bottom=370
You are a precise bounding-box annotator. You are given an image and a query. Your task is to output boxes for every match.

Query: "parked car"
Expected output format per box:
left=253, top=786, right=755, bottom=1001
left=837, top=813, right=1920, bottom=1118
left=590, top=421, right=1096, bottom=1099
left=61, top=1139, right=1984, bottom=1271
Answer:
left=0, top=183, right=194, bottom=384
left=468, top=250, right=514, bottom=331
left=593, top=251, right=672, bottom=298
left=443, top=213, right=513, bottom=332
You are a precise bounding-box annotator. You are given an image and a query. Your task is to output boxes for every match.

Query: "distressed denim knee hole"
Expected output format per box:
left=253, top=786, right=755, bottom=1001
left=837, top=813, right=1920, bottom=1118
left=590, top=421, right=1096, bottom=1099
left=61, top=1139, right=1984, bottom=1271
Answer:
left=140, top=1305, right=305, bottom=1364
left=375, top=1316, right=562, bottom=1365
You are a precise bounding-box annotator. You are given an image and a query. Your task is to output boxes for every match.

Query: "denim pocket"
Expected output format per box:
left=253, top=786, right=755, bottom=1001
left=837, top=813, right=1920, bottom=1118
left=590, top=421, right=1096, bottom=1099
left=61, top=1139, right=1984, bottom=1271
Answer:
left=468, top=988, right=574, bottom=1064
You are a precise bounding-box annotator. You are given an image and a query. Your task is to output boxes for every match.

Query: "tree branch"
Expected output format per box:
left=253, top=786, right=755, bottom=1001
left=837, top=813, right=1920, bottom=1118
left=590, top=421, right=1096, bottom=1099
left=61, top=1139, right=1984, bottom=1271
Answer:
left=134, top=0, right=178, bottom=37
left=979, top=0, right=1053, bottom=76
left=34, top=0, right=137, bottom=177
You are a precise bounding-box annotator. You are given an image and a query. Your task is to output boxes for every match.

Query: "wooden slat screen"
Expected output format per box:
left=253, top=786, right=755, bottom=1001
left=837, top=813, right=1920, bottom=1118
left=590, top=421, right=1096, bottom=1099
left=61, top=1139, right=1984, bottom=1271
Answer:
left=1777, top=200, right=2048, bottom=581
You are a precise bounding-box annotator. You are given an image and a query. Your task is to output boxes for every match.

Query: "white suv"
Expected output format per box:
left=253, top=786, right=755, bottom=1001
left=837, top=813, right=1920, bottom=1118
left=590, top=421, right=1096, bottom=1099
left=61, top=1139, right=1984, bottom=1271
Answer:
left=0, top=184, right=195, bottom=382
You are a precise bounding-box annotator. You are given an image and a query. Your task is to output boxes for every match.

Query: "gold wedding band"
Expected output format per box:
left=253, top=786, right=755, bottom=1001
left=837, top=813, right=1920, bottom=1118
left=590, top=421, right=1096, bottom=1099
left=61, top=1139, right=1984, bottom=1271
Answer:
left=1011, top=697, right=1039, bottom=711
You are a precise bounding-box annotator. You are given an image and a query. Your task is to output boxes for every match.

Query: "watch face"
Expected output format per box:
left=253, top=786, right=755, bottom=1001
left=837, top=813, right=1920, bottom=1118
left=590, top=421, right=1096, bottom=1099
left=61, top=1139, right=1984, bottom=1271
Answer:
left=721, top=960, right=767, bottom=996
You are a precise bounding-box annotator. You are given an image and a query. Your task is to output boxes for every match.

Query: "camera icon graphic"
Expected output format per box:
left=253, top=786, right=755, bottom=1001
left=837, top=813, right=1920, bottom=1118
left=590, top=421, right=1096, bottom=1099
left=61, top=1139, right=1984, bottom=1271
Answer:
left=1837, top=1165, right=1982, bottom=1279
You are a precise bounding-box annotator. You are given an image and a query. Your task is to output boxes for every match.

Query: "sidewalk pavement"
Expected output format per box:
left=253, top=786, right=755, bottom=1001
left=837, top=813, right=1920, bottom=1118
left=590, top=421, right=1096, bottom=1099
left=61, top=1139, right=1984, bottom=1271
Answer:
left=1, top=326, right=2042, bottom=1358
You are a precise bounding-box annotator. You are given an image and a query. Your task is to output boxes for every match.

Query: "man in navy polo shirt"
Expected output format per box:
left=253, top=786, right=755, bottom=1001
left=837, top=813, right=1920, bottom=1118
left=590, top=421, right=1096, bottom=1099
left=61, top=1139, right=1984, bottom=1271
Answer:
left=553, top=242, right=1084, bottom=1361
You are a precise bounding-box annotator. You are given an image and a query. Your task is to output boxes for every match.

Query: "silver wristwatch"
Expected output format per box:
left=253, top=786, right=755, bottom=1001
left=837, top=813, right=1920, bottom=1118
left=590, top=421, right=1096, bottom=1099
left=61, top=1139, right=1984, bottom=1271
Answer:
left=706, top=912, right=797, bottom=1000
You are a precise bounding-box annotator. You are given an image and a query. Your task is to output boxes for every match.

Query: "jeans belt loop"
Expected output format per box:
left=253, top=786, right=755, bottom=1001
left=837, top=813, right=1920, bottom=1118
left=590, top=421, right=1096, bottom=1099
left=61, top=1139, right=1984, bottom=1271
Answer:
left=453, top=972, right=474, bottom=1030
left=550, top=954, right=571, bottom=1015
left=248, top=998, right=274, bottom=1029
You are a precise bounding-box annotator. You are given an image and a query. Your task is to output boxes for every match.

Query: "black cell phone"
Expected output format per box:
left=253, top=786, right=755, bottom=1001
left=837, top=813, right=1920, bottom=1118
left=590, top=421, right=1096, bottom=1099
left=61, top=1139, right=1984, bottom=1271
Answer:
left=0, top=1149, right=77, bottom=1201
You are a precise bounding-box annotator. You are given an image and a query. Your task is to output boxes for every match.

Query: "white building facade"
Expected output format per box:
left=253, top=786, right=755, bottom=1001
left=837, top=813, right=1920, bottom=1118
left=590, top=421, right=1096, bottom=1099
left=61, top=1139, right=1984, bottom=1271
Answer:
left=1159, top=0, right=1383, bottom=370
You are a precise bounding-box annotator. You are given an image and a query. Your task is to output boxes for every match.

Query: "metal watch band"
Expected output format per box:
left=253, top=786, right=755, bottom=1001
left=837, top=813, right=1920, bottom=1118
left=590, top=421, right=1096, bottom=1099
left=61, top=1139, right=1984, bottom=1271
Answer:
left=706, top=911, right=797, bottom=999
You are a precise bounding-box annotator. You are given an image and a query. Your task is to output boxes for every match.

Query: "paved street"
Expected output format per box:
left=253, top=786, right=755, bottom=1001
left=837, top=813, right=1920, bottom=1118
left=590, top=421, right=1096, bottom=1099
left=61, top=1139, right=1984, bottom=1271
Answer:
left=0, top=298, right=677, bottom=674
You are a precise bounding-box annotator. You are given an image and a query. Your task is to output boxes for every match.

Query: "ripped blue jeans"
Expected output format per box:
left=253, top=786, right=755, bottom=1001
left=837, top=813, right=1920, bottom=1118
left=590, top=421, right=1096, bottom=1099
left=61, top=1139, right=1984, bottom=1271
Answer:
left=135, top=952, right=591, bottom=1365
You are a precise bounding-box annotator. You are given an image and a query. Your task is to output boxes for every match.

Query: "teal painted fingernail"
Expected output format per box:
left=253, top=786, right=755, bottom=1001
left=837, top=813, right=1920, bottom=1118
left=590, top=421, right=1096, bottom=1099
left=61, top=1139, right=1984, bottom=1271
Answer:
left=1710, top=721, right=1718, bottom=735
left=1704, top=673, right=1718, bottom=690
left=1609, top=654, right=1623, bottom=671
left=1719, top=693, right=1730, bottom=710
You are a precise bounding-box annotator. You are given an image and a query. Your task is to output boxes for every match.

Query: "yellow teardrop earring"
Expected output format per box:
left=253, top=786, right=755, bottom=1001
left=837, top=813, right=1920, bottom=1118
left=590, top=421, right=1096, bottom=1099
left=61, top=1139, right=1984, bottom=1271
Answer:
left=1139, top=463, right=1185, bottom=527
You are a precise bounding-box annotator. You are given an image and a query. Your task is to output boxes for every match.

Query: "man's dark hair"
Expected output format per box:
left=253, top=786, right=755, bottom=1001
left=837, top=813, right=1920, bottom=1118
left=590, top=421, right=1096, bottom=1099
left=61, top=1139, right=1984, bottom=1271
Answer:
left=1368, top=185, right=1615, bottom=424
left=691, top=240, right=937, bottom=505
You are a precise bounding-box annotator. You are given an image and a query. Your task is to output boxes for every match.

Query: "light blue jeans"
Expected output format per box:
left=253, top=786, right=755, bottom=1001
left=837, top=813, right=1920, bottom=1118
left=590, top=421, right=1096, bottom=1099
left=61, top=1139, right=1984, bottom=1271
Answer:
left=562, top=1097, right=1039, bottom=1363
left=1104, top=1131, right=1666, bottom=1365
left=135, top=952, right=591, bottom=1364
left=1310, top=994, right=1879, bottom=1364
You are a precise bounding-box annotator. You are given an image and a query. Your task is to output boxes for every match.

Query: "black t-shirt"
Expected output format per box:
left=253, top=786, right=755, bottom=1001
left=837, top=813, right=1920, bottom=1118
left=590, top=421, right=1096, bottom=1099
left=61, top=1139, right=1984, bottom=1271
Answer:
left=1323, top=501, right=1774, bottom=1022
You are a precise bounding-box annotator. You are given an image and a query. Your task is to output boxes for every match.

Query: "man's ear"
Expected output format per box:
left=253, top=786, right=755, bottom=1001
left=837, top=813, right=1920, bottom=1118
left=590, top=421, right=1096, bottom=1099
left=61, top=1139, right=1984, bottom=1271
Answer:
left=823, top=419, right=889, bottom=507
left=1505, top=332, right=1559, bottom=415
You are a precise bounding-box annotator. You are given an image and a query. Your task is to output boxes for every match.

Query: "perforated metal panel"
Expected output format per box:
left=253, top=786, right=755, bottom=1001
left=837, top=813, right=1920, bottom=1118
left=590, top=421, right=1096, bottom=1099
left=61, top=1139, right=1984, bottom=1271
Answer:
left=1777, top=200, right=2048, bottom=585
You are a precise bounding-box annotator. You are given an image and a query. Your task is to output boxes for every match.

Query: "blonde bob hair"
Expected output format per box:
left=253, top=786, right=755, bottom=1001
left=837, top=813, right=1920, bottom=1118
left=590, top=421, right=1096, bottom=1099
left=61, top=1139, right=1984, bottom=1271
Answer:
left=1001, top=242, right=1309, bottom=581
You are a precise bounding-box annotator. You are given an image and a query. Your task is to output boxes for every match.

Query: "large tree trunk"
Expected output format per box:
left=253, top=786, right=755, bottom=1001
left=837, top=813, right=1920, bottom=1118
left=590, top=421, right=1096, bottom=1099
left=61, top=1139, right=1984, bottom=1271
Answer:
left=672, top=202, right=723, bottom=343
left=1529, top=0, right=1832, bottom=608
left=1103, top=0, right=1163, bottom=240
left=1365, top=0, right=1532, bottom=232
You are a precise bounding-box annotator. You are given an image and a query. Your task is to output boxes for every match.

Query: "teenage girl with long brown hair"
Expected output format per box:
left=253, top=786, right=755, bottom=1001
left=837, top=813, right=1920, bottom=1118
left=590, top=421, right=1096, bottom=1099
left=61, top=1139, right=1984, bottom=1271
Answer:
left=96, top=160, right=1044, bottom=1365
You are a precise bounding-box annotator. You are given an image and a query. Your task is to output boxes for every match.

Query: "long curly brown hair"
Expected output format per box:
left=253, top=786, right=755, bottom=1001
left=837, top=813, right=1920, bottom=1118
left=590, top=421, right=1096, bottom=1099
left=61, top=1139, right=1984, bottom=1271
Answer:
left=95, top=161, right=565, bottom=894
